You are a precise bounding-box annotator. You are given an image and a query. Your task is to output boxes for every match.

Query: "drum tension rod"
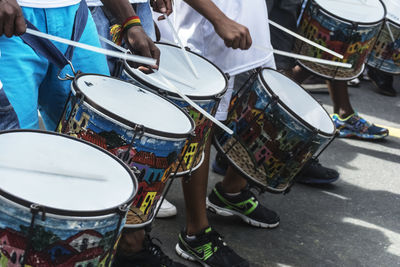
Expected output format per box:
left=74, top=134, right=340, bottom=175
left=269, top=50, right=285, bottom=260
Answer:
left=22, top=204, right=46, bottom=265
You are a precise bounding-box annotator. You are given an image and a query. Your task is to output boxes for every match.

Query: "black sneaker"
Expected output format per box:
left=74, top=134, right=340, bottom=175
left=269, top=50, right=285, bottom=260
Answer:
left=295, top=158, right=339, bottom=184
left=113, top=235, right=187, bottom=267
left=367, top=67, right=397, bottom=97
left=206, top=182, right=279, bottom=228
left=175, top=227, right=249, bottom=267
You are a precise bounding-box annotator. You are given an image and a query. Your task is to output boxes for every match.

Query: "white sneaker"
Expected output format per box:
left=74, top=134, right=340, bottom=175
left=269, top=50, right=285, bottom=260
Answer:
left=156, top=198, right=177, bottom=218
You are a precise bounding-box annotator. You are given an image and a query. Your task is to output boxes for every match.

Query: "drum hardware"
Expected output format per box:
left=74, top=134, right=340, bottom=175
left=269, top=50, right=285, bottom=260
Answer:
left=122, top=124, right=144, bottom=163
left=105, top=204, right=130, bottom=266
left=57, top=60, right=77, bottom=81
left=21, top=204, right=46, bottom=265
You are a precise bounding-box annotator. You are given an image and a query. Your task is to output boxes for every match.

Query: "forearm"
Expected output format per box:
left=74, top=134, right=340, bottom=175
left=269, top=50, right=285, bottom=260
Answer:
left=182, top=0, right=228, bottom=27
left=100, top=0, right=137, bottom=24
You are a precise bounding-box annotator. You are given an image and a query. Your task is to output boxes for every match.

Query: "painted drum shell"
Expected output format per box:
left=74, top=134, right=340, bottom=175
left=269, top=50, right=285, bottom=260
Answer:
left=0, top=130, right=137, bottom=267
left=58, top=74, right=194, bottom=228
left=295, top=0, right=384, bottom=80
left=122, top=43, right=228, bottom=176
left=214, top=69, right=335, bottom=192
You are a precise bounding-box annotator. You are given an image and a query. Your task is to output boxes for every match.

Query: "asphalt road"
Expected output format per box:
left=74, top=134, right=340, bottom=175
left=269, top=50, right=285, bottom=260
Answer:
left=151, top=76, right=400, bottom=267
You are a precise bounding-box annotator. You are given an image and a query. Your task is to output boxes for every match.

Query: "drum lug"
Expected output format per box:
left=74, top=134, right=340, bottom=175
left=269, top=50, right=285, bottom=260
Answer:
left=225, top=73, right=231, bottom=80
left=184, top=46, right=191, bottom=52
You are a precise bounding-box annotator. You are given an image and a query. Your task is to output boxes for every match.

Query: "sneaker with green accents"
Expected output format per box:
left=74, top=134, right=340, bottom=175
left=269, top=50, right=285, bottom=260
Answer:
left=206, top=182, right=280, bottom=228
left=175, top=227, right=249, bottom=267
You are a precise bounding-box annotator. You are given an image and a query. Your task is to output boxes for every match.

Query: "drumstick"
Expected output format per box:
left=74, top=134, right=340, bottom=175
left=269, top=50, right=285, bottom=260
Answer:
left=386, top=22, right=396, bottom=43
left=269, top=20, right=344, bottom=59
left=254, top=45, right=352, bottom=68
left=99, top=36, right=195, bottom=88
left=162, top=13, right=200, bottom=79
left=25, top=28, right=157, bottom=66
left=153, top=71, right=234, bottom=135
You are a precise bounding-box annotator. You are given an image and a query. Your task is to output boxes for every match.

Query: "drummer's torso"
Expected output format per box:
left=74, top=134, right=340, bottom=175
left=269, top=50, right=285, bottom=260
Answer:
left=172, top=0, right=275, bottom=75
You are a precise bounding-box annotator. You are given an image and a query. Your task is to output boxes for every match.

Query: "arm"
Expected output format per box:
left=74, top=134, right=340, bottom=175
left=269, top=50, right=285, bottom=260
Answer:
left=101, top=0, right=160, bottom=68
left=0, top=0, right=26, bottom=37
left=183, top=0, right=252, bottom=50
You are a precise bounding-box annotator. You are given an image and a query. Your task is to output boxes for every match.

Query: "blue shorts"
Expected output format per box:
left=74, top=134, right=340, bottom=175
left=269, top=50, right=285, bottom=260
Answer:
left=0, top=4, right=110, bottom=130
left=0, top=84, right=20, bottom=130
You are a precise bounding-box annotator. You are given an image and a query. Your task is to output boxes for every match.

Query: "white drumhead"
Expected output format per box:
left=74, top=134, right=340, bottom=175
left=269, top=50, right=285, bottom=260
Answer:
left=315, top=0, right=385, bottom=23
left=261, top=69, right=334, bottom=134
left=0, top=131, right=135, bottom=212
left=382, top=0, right=400, bottom=24
left=125, top=44, right=227, bottom=98
left=75, top=75, right=193, bottom=135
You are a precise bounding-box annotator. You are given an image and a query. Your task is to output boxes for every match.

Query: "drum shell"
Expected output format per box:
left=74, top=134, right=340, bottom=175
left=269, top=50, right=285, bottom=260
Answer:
left=0, top=129, right=138, bottom=267
left=122, top=71, right=222, bottom=176
left=215, top=70, right=334, bottom=192
left=0, top=195, right=124, bottom=266
left=367, top=19, right=400, bottom=74
left=57, top=80, right=189, bottom=228
left=295, top=0, right=383, bottom=80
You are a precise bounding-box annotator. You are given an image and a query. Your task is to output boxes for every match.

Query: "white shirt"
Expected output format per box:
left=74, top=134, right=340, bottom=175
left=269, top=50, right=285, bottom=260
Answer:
left=171, top=0, right=275, bottom=76
left=86, top=0, right=147, bottom=6
left=17, top=0, right=81, bottom=8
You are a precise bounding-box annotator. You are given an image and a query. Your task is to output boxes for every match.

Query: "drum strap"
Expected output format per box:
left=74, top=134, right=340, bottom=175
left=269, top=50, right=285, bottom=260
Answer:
left=20, top=0, right=89, bottom=69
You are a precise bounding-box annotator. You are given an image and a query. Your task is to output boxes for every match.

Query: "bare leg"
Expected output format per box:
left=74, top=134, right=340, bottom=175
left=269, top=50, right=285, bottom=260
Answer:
left=221, top=166, right=247, bottom=193
left=326, top=80, right=354, bottom=118
left=181, top=135, right=212, bottom=235
left=117, top=229, right=145, bottom=255
left=291, top=65, right=312, bottom=84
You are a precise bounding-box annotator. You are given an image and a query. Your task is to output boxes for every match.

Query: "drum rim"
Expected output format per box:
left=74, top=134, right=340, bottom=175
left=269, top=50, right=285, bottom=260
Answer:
left=297, top=60, right=366, bottom=81
left=309, top=0, right=387, bottom=26
left=72, top=73, right=195, bottom=139
left=124, top=42, right=228, bottom=101
left=0, top=129, right=138, bottom=217
left=259, top=68, right=336, bottom=137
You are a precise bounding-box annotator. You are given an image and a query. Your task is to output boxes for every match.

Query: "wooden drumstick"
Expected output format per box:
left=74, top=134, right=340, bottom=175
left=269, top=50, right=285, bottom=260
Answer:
left=25, top=28, right=157, bottom=66
left=99, top=36, right=195, bottom=88
left=269, top=20, right=344, bottom=59
left=253, top=45, right=352, bottom=68
left=153, top=72, right=234, bottom=135
left=162, top=13, right=200, bottom=79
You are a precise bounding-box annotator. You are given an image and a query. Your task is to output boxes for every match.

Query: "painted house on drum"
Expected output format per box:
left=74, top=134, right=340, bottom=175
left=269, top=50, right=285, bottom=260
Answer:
left=0, top=227, right=114, bottom=267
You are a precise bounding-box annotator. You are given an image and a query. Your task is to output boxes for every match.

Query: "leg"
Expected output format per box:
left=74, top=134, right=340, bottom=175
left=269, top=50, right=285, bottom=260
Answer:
left=327, top=80, right=354, bottom=118
left=181, top=135, right=212, bottom=235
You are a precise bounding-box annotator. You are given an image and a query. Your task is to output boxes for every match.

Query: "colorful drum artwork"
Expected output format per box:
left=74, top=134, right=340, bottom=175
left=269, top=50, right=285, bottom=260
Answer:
left=214, top=69, right=335, bottom=192
left=123, top=42, right=227, bottom=176
left=57, top=74, right=194, bottom=228
left=295, top=0, right=385, bottom=80
left=367, top=0, right=400, bottom=74
left=0, top=130, right=137, bottom=267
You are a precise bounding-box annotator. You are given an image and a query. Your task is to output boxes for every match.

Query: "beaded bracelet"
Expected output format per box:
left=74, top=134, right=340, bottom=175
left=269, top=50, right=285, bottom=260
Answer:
left=110, top=16, right=142, bottom=45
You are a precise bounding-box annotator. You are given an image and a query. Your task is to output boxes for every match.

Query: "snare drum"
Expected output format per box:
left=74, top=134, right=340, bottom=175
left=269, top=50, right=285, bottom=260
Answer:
left=123, top=43, right=227, bottom=176
left=214, top=68, right=335, bottom=192
left=57, top=74, right=194, bottom=228
left=367, top=0, right=400, bottom=74
left=295, top=0, right=385, bottom=80
left=0, top=130, right=137, bottom=266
